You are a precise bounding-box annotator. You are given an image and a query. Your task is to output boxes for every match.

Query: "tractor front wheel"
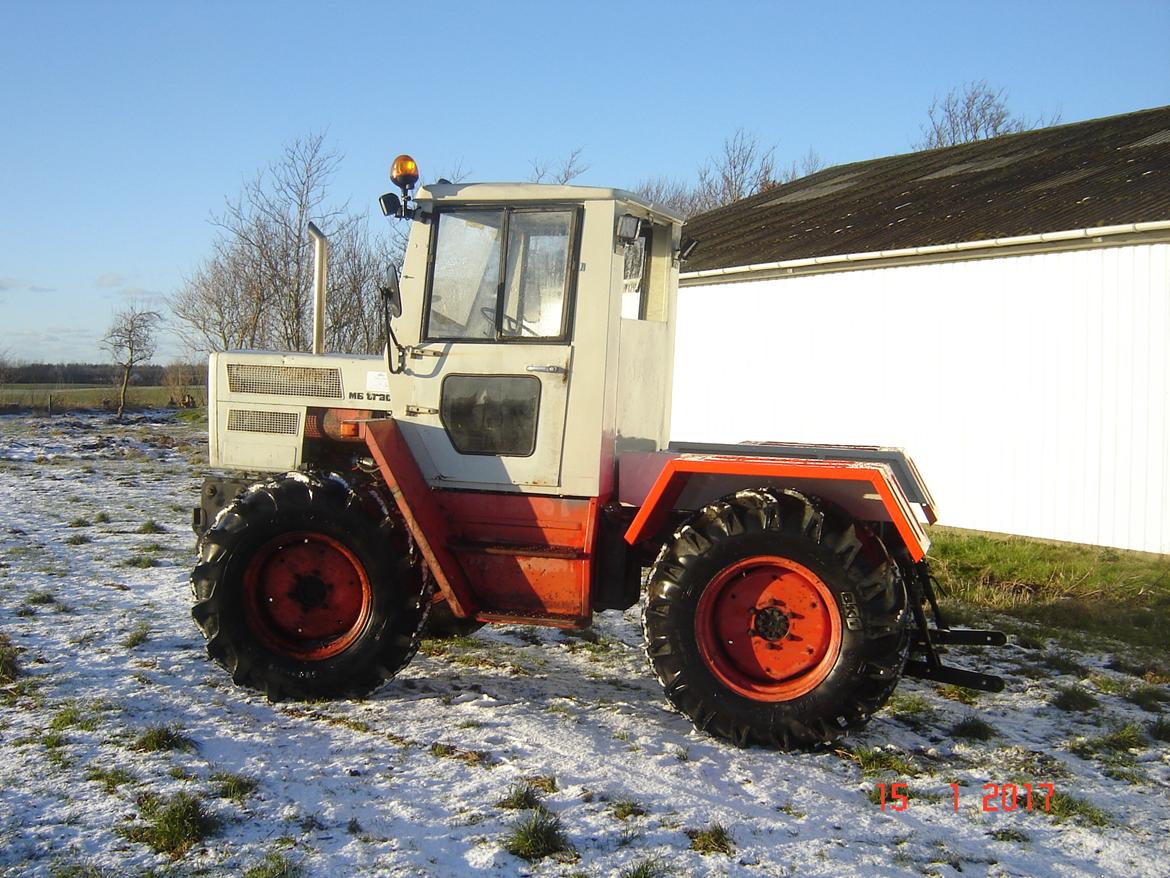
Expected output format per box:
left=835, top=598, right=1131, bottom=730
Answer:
left=191, top=472, right=429, bottom=700
left=643, top=489, right=909, bottom=749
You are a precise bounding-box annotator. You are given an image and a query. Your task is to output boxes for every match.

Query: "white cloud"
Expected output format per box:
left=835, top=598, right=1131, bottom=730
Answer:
left=96, top=273, right=128, bottom=288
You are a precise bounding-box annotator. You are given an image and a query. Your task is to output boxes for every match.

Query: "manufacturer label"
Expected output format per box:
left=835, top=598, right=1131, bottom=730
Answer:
left=840, top=592, right=863, bottom=630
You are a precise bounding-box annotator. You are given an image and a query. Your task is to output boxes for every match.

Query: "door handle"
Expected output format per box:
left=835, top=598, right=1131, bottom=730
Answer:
left=526, top=365, right=566, bottom=375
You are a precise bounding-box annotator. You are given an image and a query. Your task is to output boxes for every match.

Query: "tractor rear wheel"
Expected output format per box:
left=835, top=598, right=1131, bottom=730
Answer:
left=643, top=489, right=909, bottom=749
left=191, top=471, right=429, bottom=700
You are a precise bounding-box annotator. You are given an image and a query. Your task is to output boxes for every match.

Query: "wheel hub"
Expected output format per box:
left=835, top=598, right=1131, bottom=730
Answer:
left=242, top=531, right=373, bottom=661
left=694, top=555, right=843, bottom=701
left=752, top=605, right=790, bottom=641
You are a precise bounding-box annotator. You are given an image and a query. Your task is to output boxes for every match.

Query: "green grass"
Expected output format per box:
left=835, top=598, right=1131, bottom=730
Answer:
left=1149, top=717, right=1170, bottom=742
left=502, top=810, right=572, bottom=862
left=1050, top=685, right=1098, bottom=712
left=131, top=725, right=196, bottom=753
left=950, top=715, right=997, bottom=741
left=686, top=822, right=734, bottom=856
left=848, top=747, right=919, bottom=777
left=610, top=799, right=646, bottom=820
left=93, top=512, right=111, bottom=524
left=27, top=590, right=58, bottom=606
left=64, top=534, right=91, bottom=546
left=86, top=765, right=136, bottom=793
left=136, top=520, right=166, bottom=534
left=120, top=555, right=158, bottom=569
left=1069, top=723, right=1146, bottom=759
left=496, top=782, right=546, bottom=811
left=619, top=857, right=667, bottom=878
left=1047, top=791, right=1111, bottom=827
left=1126, top=685, right=1170, bottom=712
left=928, top=529, right=1170, bottom=648
left=428, top=742, right=491, bottom=767
left=210, top=770, right=258, bottom=802
left=0, top=385, right=177, bottom=410
left=242, top=852, right=303, bottom=878
left=0, top=633, right=19, bottom=684
left=120, top=791, right=221, bottom=857
left=122, top=623, right=151, bottom=649
left=51, top=703, right=99, bottom=732
left=67, top=517, right=91, bottom=528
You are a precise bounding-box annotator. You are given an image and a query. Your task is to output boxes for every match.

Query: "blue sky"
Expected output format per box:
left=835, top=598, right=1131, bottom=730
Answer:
left=2, top=0, right=1168, bottom=363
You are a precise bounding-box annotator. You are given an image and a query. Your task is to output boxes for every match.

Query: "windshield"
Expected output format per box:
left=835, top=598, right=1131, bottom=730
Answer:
left=424, top=207, right=575, bottom=341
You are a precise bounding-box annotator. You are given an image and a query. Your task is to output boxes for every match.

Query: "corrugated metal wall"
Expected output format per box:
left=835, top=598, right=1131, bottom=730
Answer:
left=673, top=243, right=1170, bottom=554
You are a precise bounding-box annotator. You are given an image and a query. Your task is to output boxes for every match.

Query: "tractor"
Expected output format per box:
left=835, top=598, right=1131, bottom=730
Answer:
left=190, top=155, right=1004, bottom=750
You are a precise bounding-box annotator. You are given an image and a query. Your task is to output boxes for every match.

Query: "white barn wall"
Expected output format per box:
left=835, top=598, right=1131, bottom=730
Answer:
left=673, top=243, right=1170, bottom=554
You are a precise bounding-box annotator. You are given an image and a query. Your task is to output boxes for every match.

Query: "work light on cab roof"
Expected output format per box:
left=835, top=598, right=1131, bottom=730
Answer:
left=379, top=153, right=419, bottom=219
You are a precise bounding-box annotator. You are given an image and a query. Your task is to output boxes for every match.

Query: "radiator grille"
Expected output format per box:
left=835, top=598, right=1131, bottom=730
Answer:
left=226, top=363, right=342, bottom=398
left=227, top=409, right=300, bottom=435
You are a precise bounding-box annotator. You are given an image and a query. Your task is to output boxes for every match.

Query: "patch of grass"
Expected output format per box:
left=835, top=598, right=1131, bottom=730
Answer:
left=1149, top=717, right=1170, bottom=742
left=496, top=782, right=546, bottom=812
left=428, top=742, right=491, bottom=767
left=1050, top=685, right=1098, bottom=712
left=1087, top=672, right=1130, bottom=695
left=989, top=827, right=1030, bottom=843
left=502, top=810, right=572, bottom=862
left=1126, top=684, right=1170, bottom=712
left=848, top=746, right=919, bottom=777
left=131, top=724, right=196, bottom=753
left=121, top=791, right=221, bottom=857
left=928, top=529, right=1170, bottom=648
left=67, top=517, right=91, bottom=528
left=1041, top=651, right=1088, bottom=677
left=86, top=765, right=136, bottom=793
left=1047, top=791, right=1111, bottom=827
left=242, top=852, right=303, bottom=878
left=51, top=703, right=99, bottom=732
left=777, top=802, right=805, bottom=818
left=120, top=555, right=158, bottom=568
left=950, top=715, right=997, bottom=741
left=64, top=534, right=91, bottom=546
left=938, top=685, right=979, bottom=705
left=136, top=520, right=166, bottom=534
left=0, top=633, right=19, bottom=684
left=27, top=590, right=58, bottom=606
left=1069, top=723, right=1146, bottom=759
left=620, top=857, right=667, bottom=878
left=93, top=512, right=111, bottom=524
left=525, top=774, right=557, bottom=793
left=210, top=770, right=258, bottom=802
left=610, top=799, right=646, bottom=820
left=686, top=822, right=734, bottom=856
left=122, top=623, right=151, bottom=649
left=1106, top=656, right=1170, bottom=684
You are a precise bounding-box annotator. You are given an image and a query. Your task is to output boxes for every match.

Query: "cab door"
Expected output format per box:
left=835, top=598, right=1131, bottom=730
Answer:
left=401, top=205, right=579, bottom=491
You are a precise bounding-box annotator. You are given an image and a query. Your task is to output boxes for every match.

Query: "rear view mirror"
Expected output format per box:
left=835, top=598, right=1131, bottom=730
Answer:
left=380, top=265, right=403, bottom=318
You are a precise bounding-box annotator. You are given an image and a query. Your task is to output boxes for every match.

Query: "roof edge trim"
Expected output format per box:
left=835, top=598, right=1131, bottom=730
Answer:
left=679, top=220, right=1170, bottom=283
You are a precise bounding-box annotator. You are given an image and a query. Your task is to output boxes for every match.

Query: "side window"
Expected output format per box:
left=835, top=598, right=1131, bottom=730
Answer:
left=440, top=375, right=541, bottom=456
left=425, top=210, right=503, bottom=339
left=621, top=225, right=650, bottom=319
left=424, top=207, right=576, bottom=342
left=501, top=210, right=573, bottom=338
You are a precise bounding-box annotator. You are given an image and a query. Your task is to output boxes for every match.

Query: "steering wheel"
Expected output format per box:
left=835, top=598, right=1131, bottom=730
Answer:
left=480, top=306, right=537, bottom=337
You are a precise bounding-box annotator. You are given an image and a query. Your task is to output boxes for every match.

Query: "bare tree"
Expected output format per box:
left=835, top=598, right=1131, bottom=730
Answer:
left=529, top=147, right=590, bottom=184
left=163, top=361, right=202, bottom=407
left=633, top=176, right=703, bottom=217
left=917, top=80, right=1062, bottom=149
left=103, top=305, right=161, bottom=419
left=691, top=128, right=778, bottom=214
left=778, top=147, right=826, bottom=183
left=172, top=133, right=391, bottom=356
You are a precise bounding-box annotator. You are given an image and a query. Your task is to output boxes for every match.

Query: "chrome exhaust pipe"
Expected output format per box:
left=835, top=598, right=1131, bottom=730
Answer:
left=307, top=222, right=329, bottom=355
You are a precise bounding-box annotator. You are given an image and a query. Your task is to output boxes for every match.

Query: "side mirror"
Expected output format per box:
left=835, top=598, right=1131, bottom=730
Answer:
left=380, top=265, right=403, bottom=318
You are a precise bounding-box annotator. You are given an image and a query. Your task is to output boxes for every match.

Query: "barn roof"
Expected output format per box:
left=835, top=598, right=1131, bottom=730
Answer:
left=682, top=105, right=1170, bottom=272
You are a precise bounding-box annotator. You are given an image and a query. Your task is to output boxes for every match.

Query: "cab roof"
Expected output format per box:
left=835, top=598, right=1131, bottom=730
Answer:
left=415, top=182, right=684, bottom=223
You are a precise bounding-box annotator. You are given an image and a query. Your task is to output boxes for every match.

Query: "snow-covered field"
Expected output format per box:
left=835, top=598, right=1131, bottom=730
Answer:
left=0, top=412, right=1167, bottom=877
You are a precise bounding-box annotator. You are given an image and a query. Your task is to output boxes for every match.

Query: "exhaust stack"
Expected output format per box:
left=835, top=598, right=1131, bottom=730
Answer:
left=307, top=222, right=328, bottom=355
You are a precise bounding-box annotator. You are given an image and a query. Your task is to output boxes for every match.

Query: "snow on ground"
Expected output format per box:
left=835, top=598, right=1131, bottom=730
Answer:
left=0, top=412, right=1167, bottom=877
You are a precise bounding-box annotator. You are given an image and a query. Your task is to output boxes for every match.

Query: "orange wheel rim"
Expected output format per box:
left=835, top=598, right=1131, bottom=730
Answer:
left=242, top=531, right=372, bottom=660
left=694, top=555, right=842, bottom=701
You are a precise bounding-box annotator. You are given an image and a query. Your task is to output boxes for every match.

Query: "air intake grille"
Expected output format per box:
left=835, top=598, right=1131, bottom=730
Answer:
left=226, top=363, right=342, bottom=398
left=227, top=409, right=300, bottom=435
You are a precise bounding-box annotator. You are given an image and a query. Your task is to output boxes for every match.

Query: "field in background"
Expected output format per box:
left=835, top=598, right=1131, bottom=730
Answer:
left=0, top=385, right=193, bottom=411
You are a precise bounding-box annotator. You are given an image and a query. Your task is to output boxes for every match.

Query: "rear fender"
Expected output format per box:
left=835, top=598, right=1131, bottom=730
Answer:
left=622, top=453, right=931, bottom=561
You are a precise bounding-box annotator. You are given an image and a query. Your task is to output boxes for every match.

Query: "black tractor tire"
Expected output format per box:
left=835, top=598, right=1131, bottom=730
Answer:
left=422, top=598, right=485, bottom=639
left=191, top=471, right=430, bottom=700
left=643, top=488, right=910, bottom=749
